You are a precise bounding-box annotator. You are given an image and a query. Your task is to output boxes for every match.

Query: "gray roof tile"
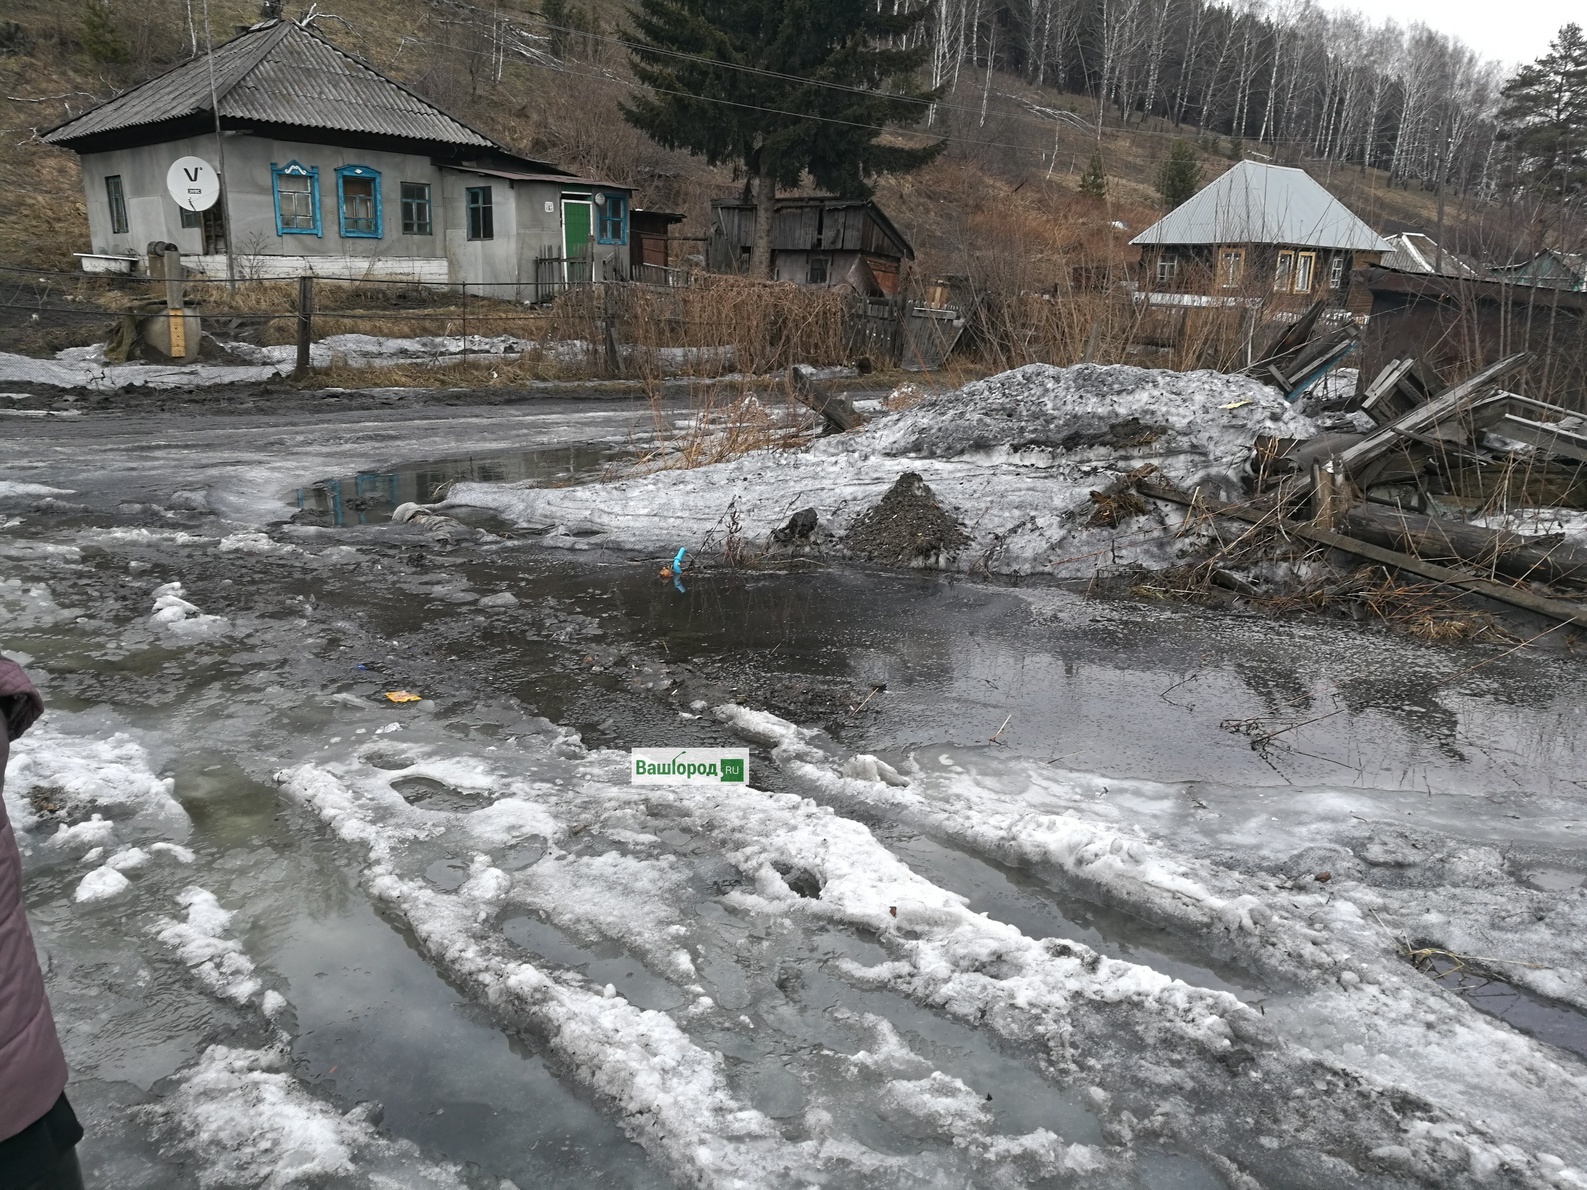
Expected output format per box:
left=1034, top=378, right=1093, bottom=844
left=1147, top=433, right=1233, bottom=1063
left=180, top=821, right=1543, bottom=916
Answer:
left=44, top=21, right=494, bottom=149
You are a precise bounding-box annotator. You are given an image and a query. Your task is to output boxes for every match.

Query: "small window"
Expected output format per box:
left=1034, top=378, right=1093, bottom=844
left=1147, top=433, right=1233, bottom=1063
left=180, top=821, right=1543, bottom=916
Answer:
left=1155, top=253, right=1178, bottom=284
left=595, top=193, right=627, bottom=244
left=180, top=207, right=201, bottom=229
left=1274, top=250, right=1295, bottom=292
left=105, top=175, right=128, bottom=235
left=1219, top=248, right=1244, bottom=287
left=807, top=256, right=829, bottom=285
left=337, top=165, right=381, bottom=238
left=1329, top=256, right=1345, bottom=289
left=401, top=182, right=432, bottom=236
left=272, top=162, right=321, bottom=236
left=1293, top=251, right=1316, bottom=293
left=467, top=186, right=493, bottom=241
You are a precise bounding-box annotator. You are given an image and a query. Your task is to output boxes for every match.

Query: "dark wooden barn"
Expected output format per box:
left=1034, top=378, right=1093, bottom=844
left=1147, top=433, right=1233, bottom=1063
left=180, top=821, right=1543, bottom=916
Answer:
left=707, top=197, right=914, bottom=297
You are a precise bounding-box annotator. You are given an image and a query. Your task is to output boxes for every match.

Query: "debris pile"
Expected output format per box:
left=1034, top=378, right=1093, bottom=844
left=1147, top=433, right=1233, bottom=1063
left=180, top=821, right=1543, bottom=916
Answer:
left=842, top=472, right=970, bottom=567
left=1133, top=348, right=1587, bottom=633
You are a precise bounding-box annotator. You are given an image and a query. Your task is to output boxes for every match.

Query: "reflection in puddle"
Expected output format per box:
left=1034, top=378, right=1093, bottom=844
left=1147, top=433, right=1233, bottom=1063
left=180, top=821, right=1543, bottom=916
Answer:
left=296, top=442, right=626, bottom=526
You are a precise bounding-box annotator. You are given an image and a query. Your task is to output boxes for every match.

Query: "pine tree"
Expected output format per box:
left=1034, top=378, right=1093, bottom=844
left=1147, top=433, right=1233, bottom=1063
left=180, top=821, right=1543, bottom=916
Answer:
left=1499, top=23, right=1587, bottom=199
left=622, top=0, right=943, bottom=278
left=1156, top=140, right=1201, bottom=208
left=80, top=0, right=129, bottom=67
left=1078, top=152, right=1108, bottom=200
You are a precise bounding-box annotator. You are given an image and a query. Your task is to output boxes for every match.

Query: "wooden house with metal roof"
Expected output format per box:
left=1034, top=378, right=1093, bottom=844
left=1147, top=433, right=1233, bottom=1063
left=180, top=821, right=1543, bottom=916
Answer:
left=1130, top=161, right=1390, bottom=311
left=42, top=18, right=631, bottom=295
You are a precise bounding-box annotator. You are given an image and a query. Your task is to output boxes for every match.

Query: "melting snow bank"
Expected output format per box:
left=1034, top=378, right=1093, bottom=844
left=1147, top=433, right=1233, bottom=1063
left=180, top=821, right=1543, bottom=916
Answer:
left=443, top=363, right=1316, bottom=576
left=715, top=704, right=1587, bottom=1187
left=0, top=347, right=285, bottom=390
left=143, top=1044, right=471, bottom=1190
left=268, top=704, right=1587, bottom=1189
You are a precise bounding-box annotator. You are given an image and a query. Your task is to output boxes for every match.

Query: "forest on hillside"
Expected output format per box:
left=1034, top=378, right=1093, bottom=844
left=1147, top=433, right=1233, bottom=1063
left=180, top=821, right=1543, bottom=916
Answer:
left=1, top=0, right=1582, bottom=275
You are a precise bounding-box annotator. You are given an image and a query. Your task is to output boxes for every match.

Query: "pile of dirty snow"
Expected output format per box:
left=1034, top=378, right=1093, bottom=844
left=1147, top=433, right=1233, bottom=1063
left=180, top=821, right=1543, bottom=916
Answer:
left=444, top=363, right=1314, bottom=577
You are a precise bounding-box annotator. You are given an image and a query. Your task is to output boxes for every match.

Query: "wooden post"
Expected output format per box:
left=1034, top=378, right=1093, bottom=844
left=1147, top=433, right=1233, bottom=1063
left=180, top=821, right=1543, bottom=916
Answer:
left=1310, top=457, right=1346, bottom=529
left=295, top=275, right=313, bottom=377
left=161, top=244, right=187, bottom=360
left=602, top=282, right=621, bottom=376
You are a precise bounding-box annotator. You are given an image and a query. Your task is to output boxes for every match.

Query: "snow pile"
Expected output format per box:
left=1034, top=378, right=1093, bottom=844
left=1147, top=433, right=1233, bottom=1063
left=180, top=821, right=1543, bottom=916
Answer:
left=216, top=531, right=298, bottom=556
left=4, top=718, right=190, bottom=856
left=861, top=363, right=1311, bottom=464
left=0, top=348, right=285, bottom=390
left=443, top=363, right=1316, bottom=577
left=148, top=580, right=231, bottom=642
left=144, top=1044, right=469, bottom=1190
left=153, top=887, right=267, bottom=1007
left=0, top=480, right=75, bottom=498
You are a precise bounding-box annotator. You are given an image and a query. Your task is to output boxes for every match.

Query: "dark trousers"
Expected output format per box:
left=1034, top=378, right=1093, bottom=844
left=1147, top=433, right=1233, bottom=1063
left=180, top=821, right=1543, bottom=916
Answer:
left=19, top=1151, right=82, bottom=1190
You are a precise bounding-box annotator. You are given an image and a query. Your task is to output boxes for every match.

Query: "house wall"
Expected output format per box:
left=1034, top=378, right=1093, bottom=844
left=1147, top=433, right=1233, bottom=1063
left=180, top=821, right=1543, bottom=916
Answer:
left=76, top=134, right=627, bottom=289
left=1140, top=243, right=1369, bottom=309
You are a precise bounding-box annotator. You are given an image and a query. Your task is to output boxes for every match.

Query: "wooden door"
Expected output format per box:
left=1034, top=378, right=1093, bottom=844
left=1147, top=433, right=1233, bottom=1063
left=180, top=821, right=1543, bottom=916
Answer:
left=562, top=199, right=592, bottom=283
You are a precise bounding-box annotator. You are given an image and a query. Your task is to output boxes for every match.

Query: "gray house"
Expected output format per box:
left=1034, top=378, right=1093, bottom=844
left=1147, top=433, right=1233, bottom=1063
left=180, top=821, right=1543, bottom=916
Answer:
left=42, top=18, right=632, bottom=296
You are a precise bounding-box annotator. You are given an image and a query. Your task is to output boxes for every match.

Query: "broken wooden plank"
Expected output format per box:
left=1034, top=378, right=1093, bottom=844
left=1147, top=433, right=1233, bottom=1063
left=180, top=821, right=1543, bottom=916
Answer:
left=786, top=365, right=865, bottom=433
left=1341, top=504, right=1587, bottom=587
left=1336, top=353, right=1531, bottom=486
left=1136, top=479, right=1587, bottom=628
left=1361, top=359, right=1416, bottom=425
left=1486, top=413, right=1587, bottom=464
left=1249, top=299, right=1325, bottom=381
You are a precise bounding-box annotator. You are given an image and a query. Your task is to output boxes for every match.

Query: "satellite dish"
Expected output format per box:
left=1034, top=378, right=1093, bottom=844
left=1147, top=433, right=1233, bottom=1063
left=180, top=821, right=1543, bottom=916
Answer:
left=166, top=156, right=221, bottom=212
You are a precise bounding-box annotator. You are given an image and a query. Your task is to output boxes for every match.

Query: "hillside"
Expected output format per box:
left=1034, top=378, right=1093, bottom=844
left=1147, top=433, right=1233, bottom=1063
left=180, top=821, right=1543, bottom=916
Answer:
left=0, top=0, right=1481, bottom=288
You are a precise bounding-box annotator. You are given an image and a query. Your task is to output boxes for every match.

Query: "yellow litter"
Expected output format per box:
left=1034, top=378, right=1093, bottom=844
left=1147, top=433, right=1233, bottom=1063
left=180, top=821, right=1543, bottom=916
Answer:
left=1219, top=400, right=1253, bottom=410
left=384, top=691, right=422, bottom=703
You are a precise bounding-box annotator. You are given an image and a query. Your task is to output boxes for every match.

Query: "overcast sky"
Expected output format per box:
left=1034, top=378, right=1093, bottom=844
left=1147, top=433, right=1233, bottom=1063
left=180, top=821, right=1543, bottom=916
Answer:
left=1315, top=0, right=1575, bottom=70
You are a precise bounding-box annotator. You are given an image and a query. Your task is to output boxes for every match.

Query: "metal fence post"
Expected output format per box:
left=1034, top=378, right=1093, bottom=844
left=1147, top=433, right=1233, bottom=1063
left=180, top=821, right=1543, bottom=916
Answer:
left=295, top=274, right=313, bottom=377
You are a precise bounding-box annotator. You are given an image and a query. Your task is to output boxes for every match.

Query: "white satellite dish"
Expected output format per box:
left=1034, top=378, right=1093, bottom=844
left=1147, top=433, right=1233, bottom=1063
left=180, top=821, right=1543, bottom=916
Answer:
left=166, top=156, right=221, bottom=212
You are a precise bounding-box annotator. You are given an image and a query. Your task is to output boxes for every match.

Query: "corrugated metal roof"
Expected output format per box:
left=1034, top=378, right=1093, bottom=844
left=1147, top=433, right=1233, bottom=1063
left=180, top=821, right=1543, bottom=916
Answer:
left=1380, top=232, right=1481, bottom=279
left=1130, top=161, right=1390, bottom=252
left=44, top=21, right=493, bottom=149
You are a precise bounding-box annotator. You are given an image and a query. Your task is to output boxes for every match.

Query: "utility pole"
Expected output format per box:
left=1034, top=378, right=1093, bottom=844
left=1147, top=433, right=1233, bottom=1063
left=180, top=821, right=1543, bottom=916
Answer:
left=201, top=0, right=237, bottom=291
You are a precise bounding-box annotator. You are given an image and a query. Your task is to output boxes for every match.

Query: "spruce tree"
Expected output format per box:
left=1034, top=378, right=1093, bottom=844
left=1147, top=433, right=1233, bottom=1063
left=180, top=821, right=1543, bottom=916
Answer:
left=1156, top=140, right=1201, bottom=208
left=622, top=0, right=943, bottom=278
left=1078, top=152, right=1108, bottom=200
left=81, top=0, right=129, bottom=67
left=1499, top=23, right=1587, bottom=199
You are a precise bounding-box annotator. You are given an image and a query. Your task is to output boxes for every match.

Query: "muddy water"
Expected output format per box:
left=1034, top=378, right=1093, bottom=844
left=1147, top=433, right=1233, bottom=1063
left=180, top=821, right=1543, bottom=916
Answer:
left=296, top=442, right=629, bottom=527
left=10, top=417, right=1587, bottom=1186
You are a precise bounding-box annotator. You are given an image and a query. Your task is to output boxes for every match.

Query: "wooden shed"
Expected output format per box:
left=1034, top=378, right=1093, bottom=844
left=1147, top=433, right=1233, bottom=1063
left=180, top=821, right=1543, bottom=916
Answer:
left=707, top=197, right=914, bottom=296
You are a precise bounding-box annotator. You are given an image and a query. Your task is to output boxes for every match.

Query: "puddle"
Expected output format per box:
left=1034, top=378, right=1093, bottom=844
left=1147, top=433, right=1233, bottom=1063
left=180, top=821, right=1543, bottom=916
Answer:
left=1521, top=865, right=1586, bottom=892
left=500, top=914, right=687, bottom=1010
left=884, top=831, right=1266, bottom=998
left=295, top=442, right=627, bottom=526
left=268, top=894, right=667, bottom=1188
left=1419, top=953, right=1587, bottom=1062
left=391, top=775, right=485, bottom=811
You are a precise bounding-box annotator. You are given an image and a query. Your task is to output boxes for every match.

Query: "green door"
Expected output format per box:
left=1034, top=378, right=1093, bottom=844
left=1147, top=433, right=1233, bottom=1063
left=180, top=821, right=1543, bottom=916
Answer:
left=562, top=198, right=591, bottom=282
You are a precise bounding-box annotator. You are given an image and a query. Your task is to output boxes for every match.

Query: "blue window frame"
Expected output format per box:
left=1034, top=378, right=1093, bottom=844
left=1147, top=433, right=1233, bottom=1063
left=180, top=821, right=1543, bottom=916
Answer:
left=595, top=192, right=627, bottom=245
left=336, top=164, right=381, bottom=238
left=272, top=161, right=321, bottom=237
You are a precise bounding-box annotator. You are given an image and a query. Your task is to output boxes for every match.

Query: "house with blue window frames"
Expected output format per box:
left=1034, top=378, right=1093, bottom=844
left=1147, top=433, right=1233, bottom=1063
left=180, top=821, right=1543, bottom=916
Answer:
left=42, top=17, right=633, bottom=296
